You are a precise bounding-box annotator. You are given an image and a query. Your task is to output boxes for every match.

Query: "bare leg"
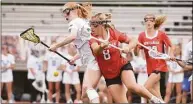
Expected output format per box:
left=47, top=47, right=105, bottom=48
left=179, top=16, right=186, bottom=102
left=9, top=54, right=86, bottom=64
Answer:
left=74, top=83, right=81, bottom=101
left=164, top=82, right=174, bottom=103
left=6, top=82, right=13, bottom=101
left=55, top=82, right=60, bottom=103
left=175, top=83, right=182, bottom=103
left=65, top=84, right=71, bottom=102
left=48, top=82, right=53, bottom=102
left=108, top=84, right=128, bottom=103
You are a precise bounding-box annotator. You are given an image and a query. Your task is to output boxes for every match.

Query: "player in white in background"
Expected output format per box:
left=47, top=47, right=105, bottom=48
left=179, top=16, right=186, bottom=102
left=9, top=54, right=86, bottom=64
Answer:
left=27, top=48, right=43, bottom=103
left=172, top=39, right=192, bottom=103
left=59, top=43, right=82, bottom=103
left=49, top=2, right=101, bottom=103
left=43, top=40, right=63, bottom=103
left=164, top=40, right=184, bottom=103
left=0, top=45, right=15, bottom=103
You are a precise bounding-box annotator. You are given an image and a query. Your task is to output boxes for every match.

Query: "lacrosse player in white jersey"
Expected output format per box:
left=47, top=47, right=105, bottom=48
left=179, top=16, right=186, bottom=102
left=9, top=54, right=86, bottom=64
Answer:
left=43, top=40, right=63, bottom=103
left=27, top=48, right=44, bottom=103
left=1, top=45, right=15, bottom=103
left=59, top=43, right=82, bottom=103
left=49, top=2, right=101, bottom=103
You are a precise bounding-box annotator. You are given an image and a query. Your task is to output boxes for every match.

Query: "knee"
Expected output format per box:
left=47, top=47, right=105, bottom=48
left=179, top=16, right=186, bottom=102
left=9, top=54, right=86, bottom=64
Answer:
left=49, top=88, right=53, bottom=93
left=127, top=84, right=141, bottom=93
left=55, top=88, right=60, bottom=93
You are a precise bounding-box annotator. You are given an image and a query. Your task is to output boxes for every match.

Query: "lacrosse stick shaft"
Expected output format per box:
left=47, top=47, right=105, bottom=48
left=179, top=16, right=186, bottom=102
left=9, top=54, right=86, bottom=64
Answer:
left=176, top=59, right=193, bottom=64
left=40, top=41, right=76, bottom=66
left=91, top=36, right=123, bottom=51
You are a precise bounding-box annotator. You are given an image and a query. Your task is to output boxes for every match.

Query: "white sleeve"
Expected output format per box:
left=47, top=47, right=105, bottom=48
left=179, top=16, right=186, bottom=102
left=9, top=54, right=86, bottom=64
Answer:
left=27, top=57, right=34, bottom=69
left=68, top=23, right=78, bottom=36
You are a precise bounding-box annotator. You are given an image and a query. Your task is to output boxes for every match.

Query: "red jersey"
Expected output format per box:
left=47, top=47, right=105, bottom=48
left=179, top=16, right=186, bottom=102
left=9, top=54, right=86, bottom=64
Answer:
left=138, top=30, right=172, bottom=74
left=90, top=28, right=128, bottom=79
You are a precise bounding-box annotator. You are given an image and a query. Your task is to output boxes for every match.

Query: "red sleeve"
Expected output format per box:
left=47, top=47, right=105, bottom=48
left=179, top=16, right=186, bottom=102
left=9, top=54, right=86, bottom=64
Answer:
left=161, top=32, right=172, bottom=47
left=138, top=33, right=144, bottom=49
left=115, top=30, right=128, bottom=43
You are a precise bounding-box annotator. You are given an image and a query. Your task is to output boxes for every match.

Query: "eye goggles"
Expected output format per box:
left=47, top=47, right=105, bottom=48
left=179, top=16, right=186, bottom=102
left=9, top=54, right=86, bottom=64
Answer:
left=144, top=17, right=155, bottom=22
left=90, top=20, right=111, bottom=27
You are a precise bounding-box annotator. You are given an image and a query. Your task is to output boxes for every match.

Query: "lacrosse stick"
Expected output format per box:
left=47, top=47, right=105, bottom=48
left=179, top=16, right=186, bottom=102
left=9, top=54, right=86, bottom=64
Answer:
left=20, top=28, right=76, bottom=66
left=138, top=42, right=193, bottom=64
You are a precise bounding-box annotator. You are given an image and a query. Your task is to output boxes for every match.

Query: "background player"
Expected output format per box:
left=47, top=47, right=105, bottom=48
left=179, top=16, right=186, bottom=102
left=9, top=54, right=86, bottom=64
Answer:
left=134, top=14, right=175, bottom=101
left=164, top=40, right=183, bottom=103
left=1, top=45, right=15, bottom=103
left=49, top=2, right=101, bottom=103
left=60, top=43, right=82, bottom=103
left=43, top=40, right=63, bottom=103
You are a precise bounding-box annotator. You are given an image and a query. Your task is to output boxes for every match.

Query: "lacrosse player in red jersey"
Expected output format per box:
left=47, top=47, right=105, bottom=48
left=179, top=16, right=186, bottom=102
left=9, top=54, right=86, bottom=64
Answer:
left=134, top=14, right=175, bottom=102
left=89, top=13, right=164, bottom=103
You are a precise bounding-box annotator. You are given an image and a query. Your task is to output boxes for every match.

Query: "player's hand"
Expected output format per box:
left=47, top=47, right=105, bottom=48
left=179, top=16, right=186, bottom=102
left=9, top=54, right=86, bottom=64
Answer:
left=122, top=47, right=131, bottom=53
left=49, top=44, right=58, bottom=52
left=100, top=41, right=109, bottom=49
left=69, top=58, right=76, bottom=65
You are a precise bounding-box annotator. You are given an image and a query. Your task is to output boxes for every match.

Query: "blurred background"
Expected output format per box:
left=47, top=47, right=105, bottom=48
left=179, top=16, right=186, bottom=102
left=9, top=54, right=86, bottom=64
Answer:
left=1, top=0, right=192, bottom=103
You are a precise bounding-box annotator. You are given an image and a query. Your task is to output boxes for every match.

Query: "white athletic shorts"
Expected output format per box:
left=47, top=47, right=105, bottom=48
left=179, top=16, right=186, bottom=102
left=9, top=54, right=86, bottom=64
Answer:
left=0, top=70, right=13, bottom=83
left=46, top=71, right=62, bottom=82
left=168, top=73, right=184, bottom=83
left=63, top=72, right=80, bottom=85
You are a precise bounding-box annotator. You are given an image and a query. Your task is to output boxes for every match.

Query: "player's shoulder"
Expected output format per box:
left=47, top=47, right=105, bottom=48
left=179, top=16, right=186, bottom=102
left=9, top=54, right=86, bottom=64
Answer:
left=69, top=18, right=86, bottom=27
left=139, top=31, right=146, bottom=36
left=8, top=54, right=14, bottom=59
left=157, top=30, right=166, bottom=36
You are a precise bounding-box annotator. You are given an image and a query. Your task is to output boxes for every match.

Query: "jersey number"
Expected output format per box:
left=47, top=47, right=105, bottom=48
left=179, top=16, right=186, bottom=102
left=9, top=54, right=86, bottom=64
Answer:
left=103, top=50, right=111, bottom=60
left=148, top=46, right=158, bottom=51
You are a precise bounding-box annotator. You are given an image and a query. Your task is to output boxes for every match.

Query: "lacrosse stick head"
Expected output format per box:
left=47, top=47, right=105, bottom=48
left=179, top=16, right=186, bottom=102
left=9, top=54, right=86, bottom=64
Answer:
left=20, top=28, right=41, bottom=44
left=148, top=50, right=169, bottom=60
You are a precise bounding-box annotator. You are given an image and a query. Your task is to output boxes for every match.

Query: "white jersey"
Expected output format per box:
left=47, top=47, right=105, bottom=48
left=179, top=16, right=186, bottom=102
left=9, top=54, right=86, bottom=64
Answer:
left=68, top=18, right=99, bottom=70
left=62, top=54, right=81, bottom=84
left=27, top=55, right=42, bottom=79
left=167, top=56, right=184, bottom=83
left=1, top=54, right=15, bottom=82
left=44, top=52, right=63, bottom=82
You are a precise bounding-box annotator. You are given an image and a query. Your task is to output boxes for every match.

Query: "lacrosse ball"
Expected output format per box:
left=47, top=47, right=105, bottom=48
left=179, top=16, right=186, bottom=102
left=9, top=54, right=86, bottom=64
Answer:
left=54, top=71, right=59, bottom=77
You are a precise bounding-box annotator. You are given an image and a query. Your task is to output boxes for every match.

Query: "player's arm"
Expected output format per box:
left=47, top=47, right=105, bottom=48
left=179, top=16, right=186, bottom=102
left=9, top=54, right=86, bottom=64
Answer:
left=90, top=40, right=108, bottom=56
left=118, top=31, right=137, bottom=53
left=49, top=26, right=78, bottom=51
left=176, top=60, right=193, bottom=71
left=43, top=60, right=48, bottom=72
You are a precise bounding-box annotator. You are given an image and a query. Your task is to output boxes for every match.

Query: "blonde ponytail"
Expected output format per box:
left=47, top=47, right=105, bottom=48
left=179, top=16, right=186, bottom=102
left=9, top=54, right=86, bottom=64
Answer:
left=154, top=15, right=167, bottom=29
left=77, top=2, right=92, bottom=19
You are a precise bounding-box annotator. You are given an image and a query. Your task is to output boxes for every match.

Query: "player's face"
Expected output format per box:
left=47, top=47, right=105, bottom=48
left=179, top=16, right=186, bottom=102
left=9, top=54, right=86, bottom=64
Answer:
left=144, top=16, right=155, bottom=29
left=2, top=45, right=8, bottom=54
left=90, top=19, right=104, bottom=36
